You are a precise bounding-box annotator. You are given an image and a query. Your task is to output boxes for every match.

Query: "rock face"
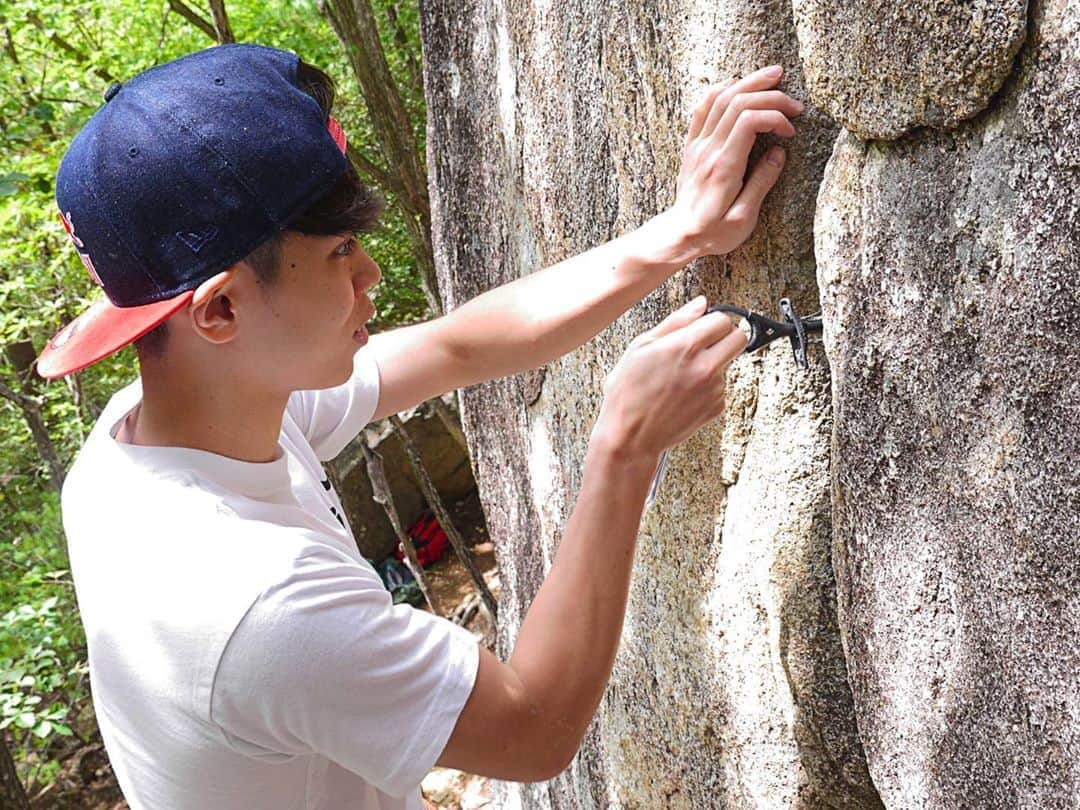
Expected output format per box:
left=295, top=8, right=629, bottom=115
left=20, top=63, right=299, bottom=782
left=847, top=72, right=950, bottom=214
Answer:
left=422, top=0, right=1077, bottom=806
left=421, top=1, right=878, bottom=807
left=815, top=0, right=1080, bottom=805
left=792, top=0, right=1029, bottom=138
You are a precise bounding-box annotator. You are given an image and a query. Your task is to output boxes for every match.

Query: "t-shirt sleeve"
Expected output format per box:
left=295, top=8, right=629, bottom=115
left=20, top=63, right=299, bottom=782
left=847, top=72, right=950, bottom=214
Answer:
left=285, top=348, right=382, bottom=461
left=209, top=544, right=479, bottom=798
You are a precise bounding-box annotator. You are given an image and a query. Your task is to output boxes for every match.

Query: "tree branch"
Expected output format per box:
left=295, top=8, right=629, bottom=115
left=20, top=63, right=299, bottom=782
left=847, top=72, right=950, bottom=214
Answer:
left=0, top=380, right=39, bottom=410
left=385, top=4, right=424, bottom=98
left=3, top=25, right=20, bottom=67
left=428, top=396, right=468, bottom=452
left=207, top=0, right=236, bottom=44
left=346, top=142, right=396, bottom=194
left=3, top=25, right=52, bottom=135
left=24, top=11, right=112, bottom=84
left=362, top=441, right=438, bottom=612
left=166, top=0, right=216, bottom=40
left=390, top=415, right=497, bottom=617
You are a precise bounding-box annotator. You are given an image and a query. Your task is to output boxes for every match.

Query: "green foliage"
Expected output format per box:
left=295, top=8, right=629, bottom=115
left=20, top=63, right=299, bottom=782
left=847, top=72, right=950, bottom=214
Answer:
left=366, top=204, right=430, bottom=329
left=0, top=0, right=430, bottom=791
left=0, top=600, right=79, bottom=741
left=0, top=491, right=84, bottom=789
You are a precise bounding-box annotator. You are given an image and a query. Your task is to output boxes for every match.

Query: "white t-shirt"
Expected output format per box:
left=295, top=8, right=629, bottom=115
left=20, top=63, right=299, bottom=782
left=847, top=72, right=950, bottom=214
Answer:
left=61, top=350, right=480, bottom=810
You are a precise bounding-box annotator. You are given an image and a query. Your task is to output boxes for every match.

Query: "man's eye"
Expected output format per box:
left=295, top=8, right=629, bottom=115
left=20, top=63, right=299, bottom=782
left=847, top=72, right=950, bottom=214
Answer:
left=334, top=237, right=356, bottom=256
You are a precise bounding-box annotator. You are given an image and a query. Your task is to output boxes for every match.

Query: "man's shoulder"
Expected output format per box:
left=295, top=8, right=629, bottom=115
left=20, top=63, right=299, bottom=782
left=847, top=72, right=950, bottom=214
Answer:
left=64, top=452, right=358, bottom=669
left=61, top=378, right=142, bottom=495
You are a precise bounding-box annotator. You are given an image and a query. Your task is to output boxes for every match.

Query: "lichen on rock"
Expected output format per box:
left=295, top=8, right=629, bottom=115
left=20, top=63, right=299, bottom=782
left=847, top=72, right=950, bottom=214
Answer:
left=792, top=0, right=1029, bottom=138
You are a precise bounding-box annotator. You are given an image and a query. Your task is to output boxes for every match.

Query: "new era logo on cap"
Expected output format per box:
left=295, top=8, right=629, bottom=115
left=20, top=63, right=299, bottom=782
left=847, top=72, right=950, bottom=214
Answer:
left=176, top=226, right=219, bottom=254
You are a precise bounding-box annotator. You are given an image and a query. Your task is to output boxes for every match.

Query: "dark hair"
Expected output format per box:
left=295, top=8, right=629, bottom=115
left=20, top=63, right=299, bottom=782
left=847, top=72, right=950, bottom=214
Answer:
left=135, top=61, right=383, bottom=360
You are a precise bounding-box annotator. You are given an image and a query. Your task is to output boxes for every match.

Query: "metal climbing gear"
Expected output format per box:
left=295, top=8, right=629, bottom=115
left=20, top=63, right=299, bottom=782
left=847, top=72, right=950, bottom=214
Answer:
left=707, top=297, right=823, bottom=369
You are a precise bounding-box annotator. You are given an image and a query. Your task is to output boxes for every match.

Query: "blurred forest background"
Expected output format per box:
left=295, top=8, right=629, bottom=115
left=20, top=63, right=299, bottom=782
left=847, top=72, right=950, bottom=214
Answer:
left=0, top=0, right=434, bottom=803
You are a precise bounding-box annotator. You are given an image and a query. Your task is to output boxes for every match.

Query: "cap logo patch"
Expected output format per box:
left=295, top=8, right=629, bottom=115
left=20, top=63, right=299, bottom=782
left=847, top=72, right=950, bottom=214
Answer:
left=328, top=116, right=347, bottom=154
left=177, top=226, right=219, bottom=254
left=59, top=210, right=103, bottom=288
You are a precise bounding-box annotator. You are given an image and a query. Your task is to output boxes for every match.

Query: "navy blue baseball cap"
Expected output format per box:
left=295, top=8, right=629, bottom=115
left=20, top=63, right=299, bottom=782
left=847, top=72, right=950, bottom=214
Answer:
left=37, top=44, right=349, bottom=379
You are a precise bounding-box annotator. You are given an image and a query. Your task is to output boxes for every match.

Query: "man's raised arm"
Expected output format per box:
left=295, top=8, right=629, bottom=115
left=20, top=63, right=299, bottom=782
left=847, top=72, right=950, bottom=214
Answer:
left=368, top=64, right=802, bottom=420
left=437, top=294, right=747, bottom=779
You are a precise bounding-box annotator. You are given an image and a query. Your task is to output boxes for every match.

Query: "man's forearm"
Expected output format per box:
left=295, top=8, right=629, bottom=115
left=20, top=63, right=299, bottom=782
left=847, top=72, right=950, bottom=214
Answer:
left=507, top=430, right=658, bottom=760
left=444, top=211, right=698, bottom=383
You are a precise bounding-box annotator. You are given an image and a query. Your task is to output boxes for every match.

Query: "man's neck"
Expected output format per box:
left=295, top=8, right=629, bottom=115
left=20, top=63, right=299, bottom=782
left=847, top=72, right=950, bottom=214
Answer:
left=124, top=367, right=288, bottom=464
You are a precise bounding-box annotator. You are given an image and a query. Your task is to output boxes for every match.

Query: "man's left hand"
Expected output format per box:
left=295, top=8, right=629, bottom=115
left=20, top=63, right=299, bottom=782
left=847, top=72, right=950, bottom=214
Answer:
left=670, top=64, right=805, bottom=258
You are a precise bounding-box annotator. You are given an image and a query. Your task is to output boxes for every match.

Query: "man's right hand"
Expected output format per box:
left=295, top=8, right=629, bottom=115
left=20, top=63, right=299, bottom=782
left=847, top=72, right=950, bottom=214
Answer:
left=592, top=296, right=747, bottom=465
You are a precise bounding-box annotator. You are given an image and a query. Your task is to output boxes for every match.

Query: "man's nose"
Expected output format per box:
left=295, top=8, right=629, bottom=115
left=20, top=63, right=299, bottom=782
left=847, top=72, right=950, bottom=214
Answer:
left=354, top=254, right=381, bottom=293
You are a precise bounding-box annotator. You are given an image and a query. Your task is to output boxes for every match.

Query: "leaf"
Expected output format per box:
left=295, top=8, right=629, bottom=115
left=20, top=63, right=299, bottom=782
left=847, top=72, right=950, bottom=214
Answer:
left=0, top=173, right=30, bottom=197
left=15, top=711, right=36, bottom=728
left=34, top=719, right=52, bottom=738
left=31, top=103, right=56, bottom=122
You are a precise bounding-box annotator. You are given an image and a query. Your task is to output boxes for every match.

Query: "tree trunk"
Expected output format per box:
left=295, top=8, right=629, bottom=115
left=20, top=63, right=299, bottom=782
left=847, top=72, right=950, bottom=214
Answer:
left=321, top=0, right=442, bottom=314
left=0, top=733, right=30, bottom=810
left=3, top=341, right=65, bottom=494
left=422, top=0, right=1079, bottom=807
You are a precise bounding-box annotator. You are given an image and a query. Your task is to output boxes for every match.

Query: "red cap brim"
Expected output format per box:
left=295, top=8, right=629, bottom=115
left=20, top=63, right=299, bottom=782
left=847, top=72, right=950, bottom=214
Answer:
left=36, top=290, right=194, bottom=379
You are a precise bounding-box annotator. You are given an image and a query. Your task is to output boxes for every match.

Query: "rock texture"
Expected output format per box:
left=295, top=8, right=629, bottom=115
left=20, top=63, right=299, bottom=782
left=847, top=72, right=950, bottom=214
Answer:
left=421, top=1, right=879, bottom=807
left=792, top=0, right=1028, bottom=138
left=815, top=0, right=1080, bottom=805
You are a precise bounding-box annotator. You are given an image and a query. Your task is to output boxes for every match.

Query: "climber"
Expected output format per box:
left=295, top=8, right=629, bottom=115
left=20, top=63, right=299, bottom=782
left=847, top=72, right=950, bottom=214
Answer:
left=38, top=44, right=803, bottom=809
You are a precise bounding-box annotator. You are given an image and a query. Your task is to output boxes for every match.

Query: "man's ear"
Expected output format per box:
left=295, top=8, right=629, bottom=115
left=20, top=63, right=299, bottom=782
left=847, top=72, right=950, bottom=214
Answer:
left=188, top=269, right=241, bottom=345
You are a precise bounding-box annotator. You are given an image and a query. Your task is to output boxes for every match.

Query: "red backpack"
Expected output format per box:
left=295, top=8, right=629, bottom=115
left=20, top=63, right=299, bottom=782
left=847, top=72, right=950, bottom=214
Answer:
left=394, top=512, right=449, bottom=567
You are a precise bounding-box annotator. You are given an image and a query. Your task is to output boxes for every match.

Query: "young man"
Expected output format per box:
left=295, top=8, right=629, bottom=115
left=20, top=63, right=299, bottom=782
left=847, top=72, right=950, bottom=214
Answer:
left=39, top=44, right=801, bottom=809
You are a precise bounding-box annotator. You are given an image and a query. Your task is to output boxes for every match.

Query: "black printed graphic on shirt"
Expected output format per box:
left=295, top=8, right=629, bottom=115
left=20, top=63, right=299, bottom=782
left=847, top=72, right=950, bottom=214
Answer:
left=321, top=478, right=346, bottom=528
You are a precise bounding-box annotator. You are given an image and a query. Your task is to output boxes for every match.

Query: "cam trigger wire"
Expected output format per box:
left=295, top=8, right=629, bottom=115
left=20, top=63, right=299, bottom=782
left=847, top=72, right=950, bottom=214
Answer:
left=643, top=297, right=824, bottom=512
